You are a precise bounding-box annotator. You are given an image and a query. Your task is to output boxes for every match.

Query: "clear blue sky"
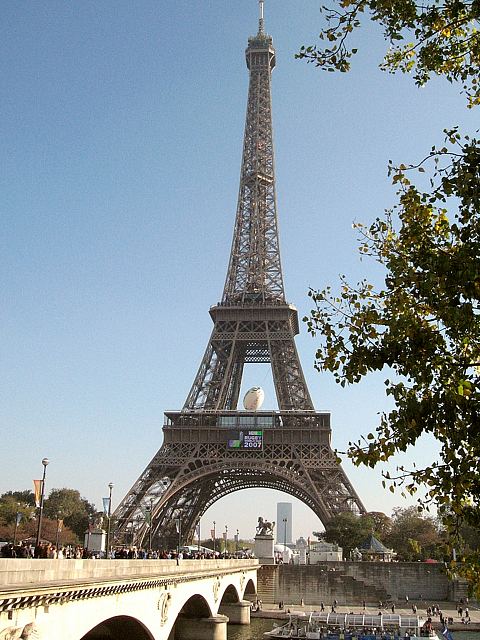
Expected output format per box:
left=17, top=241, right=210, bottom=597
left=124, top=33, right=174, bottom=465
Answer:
left=2, top=1, right=477, bottom=541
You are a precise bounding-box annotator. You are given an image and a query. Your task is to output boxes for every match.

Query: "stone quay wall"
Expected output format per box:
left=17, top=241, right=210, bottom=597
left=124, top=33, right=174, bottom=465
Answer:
left=258, top=562, right=467, bottom=606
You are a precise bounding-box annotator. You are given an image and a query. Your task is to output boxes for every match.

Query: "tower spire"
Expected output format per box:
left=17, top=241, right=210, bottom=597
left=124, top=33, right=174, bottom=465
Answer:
left=258, top=0, right=265, bottom=34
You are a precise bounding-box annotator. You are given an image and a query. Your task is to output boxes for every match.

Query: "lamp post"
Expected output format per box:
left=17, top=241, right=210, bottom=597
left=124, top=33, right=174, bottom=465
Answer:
left=224, top=525, right=228, bottom=558
left=283, top=517, right=288, bottom=564
left=197, top=519, right=201, bottom=554
left=105, top=482, right=113, bottom=559
left=213, top=520, right=216, bottom=556
left=236, top=528, right=239, bottom=555
left=35, top=457, right=49, bottom=548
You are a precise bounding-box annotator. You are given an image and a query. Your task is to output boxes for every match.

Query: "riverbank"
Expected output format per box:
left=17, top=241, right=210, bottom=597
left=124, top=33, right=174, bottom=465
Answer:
left=252, top=603, right=480, bottom=632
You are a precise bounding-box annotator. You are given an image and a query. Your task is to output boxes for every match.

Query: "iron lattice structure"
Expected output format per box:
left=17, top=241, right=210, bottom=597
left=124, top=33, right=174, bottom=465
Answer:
left=113, top=6, right=365, bottom=550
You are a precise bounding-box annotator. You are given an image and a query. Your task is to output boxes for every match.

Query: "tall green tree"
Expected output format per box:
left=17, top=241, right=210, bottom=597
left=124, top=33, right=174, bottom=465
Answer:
left=318, top=511, right=387, bottom=556
left=1, top=490, right=35, bottom=507
left=298, top=0, right=480, bottom=592
left=385, top=507, right=445, bottom=561
left=43, top=488, right=96, bottom=541
left=0, top=492, right=35, bottom=525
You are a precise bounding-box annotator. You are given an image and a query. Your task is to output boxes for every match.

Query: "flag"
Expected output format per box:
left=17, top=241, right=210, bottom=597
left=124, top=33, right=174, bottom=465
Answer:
left=210, top=529, right=215, bottom=540
left=222, top=532, right=227, bottom=540
left=57, top=519, right=63, bottom=532
left=195, top=522, right=200, bottom=537
left=102, top=497, right=110, bottom=515
left=175, top=518, right=181, bottom=533
left=33, top=480, right=43, bottom=507
left=144, top=508, right=151, bottom=524
left=16, top=512, right=22, bottom=526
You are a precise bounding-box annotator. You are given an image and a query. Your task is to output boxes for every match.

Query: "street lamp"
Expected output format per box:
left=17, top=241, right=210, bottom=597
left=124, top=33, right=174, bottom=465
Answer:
left=224, top=525, right=228, bottom=558
left=236, top=528, right=239, bottom=555
left=197, top=519, right=201, bottom=554
left=105, top=482, right=114, bottom=559
left=35, top=457, right=49, bottom=549
left=213, top=520, right=216, bottom=556
left=283, top=517, right=288, bottom=563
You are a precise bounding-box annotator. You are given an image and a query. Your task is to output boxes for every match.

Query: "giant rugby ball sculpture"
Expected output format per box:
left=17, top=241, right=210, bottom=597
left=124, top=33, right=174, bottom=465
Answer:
left=243, top=386, right=265, bottom=411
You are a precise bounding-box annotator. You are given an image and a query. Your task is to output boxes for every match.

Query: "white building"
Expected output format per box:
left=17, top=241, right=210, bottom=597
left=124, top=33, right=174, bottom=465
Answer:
left=276, top=502, right=292, bottom=544
left=309, top=541, right=343, bottom=563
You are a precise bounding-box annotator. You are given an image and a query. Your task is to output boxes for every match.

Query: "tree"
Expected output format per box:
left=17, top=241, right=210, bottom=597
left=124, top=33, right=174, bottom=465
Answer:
left=366, top=511, right=393, bottom=539
left=298, top=0, right=480, bottom=592
left=297, top=0, right=480, bottom=108
left=43, top=488, right=96, bottom=541
left=321, top=511, right=374, bottom=556
left=385, top=507, right=445, bottom=561
left=0, top=493, right=35, bottom=526
left=1, top=490, right=35, bottom=507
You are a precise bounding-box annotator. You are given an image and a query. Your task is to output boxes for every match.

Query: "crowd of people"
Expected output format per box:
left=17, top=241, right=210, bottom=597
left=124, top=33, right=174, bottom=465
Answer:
left=1, top=542, right=85, bottom=559
left=0, top=541, right=244, bottom=560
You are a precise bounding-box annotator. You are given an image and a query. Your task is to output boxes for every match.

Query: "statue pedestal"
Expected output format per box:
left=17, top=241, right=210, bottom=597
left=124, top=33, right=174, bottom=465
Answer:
left=254, top=535, right=275, bottom=564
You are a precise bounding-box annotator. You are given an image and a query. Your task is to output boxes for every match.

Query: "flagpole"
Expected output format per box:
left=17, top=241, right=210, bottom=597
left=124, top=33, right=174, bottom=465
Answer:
left=55, top=513, right=62, bottom=555
left=35, top=457, right=49, bottom=550
left=13, top=511, right=21, bottom=547
left=105, top=482, right=114, bottom=559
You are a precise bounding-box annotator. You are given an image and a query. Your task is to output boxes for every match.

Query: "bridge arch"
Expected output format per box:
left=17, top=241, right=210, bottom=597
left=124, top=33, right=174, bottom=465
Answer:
left=219, top=583, right=240, bottom=604
left=178, top=593, right=212, bottom=618
left=80, top=615, right=154, bottom=640
left=244, top=578, right=256, bottom=599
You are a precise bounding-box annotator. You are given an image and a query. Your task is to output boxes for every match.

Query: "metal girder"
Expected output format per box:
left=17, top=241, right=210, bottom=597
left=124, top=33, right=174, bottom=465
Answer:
left=113, top=14, right=365, bottom=551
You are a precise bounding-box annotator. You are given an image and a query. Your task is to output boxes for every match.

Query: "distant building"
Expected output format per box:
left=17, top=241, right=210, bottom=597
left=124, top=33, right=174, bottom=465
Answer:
left=276, top=502, right=292, bottom=544
left=309, top=541, right=343, bottom=563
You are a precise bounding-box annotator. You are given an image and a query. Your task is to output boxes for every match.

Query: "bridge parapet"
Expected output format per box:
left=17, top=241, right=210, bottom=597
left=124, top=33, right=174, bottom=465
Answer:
left=0, top=559, right=258, bottom=640
left=0, top=558, right=258, bottom=588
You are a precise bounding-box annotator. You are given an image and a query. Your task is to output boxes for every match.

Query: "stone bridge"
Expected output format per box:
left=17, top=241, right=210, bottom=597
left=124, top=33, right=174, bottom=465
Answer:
left=0, top=559, right=258, bottom=640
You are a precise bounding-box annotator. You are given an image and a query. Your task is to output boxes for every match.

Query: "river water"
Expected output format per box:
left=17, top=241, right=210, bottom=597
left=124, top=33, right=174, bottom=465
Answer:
left=228, top=620, right=479, bottom=640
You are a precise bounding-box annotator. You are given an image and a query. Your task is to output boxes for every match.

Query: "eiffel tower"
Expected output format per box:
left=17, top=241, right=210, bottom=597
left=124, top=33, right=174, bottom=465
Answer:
left=114, top=1, right=365, bottom=550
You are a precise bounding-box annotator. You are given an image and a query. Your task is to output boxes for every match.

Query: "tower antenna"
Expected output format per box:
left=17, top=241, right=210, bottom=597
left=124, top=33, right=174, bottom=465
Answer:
left=258, top=0, right=265, bottom=34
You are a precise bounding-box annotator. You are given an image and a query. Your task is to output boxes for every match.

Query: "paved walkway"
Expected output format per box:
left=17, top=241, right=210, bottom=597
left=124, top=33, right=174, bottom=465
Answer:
left=254, top=602, right=480, bottom=631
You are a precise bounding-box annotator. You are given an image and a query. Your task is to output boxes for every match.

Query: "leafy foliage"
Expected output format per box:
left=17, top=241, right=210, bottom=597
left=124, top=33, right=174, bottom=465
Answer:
left=299, top=0, right=480, bottom=593
left=385, top=507, right=445, bottom=560
left=319, top=511, right=392, bottom=555
left=0, top=487, right=95, bottom=543
left=43, top=488, right=96, bottom=541
left=306, top=131, right=480, bottom=528
left=0, top=492, right=35, bottom=526
left=296, top=0, right=480, bottom=107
